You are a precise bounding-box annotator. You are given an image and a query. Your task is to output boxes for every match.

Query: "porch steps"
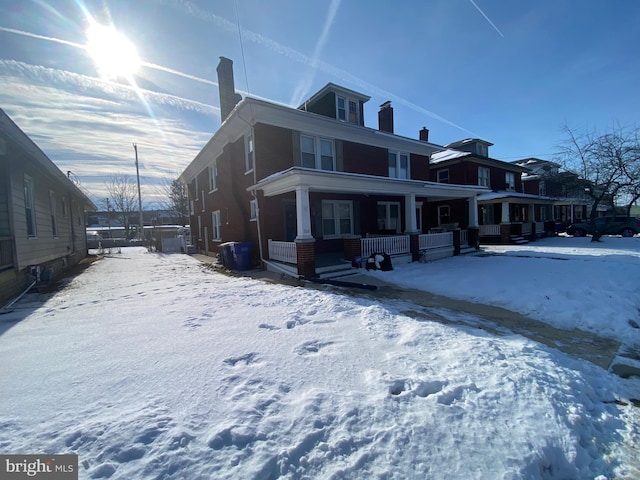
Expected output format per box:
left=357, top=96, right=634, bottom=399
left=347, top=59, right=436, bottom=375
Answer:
left=185, top=245, right=199, bottom=254
left=316, top=261, right=354, bottom=279
left=510, top=235, right=529, bottom=245
left=459, top=245, right=478, bottom=255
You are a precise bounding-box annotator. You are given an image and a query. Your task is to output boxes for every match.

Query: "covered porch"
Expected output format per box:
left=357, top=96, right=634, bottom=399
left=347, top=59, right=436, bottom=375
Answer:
left=249, top=168, right=485, bottom=278
left=477, top=192, right=557, bottom=244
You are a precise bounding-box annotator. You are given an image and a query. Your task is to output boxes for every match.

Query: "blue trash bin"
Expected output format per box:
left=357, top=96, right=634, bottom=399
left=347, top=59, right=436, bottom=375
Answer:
left=218, top=242, right=236, bottom=269
left=231, top=242, right=253, bottom=271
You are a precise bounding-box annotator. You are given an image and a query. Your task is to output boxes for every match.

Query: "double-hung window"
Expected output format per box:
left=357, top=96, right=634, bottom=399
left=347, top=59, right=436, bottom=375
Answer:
left=388, top=151, right=409, bottom=179
left=336, top=96, right=359, bottom=124
left=49, top=190, right=57, bottom=237
left=437, top=169, right=449, bottom=183
left=438, top=205, right=451, bottom=225
left=539, top=181, right=546, bottom=196
left=249, top=199, right=257, bottom=221
left=209, top=164, right=217, bottom=192
left=300, top=135, right=335, bottom=171
left=212, top=211, right=221, bottom=241
left=245, top=134, right=254, bottom=173
left=505, top=172, right=515, bottom=191
left=377, top=202, right=400, bottom=233
left=24, top=175, right=36, bottom=237
left=478, top=167, right=490, bottom=187
left=321, top=200, right=353, bottom=238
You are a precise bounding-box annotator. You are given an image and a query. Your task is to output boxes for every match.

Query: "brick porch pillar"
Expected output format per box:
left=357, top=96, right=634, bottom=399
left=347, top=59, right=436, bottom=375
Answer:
left=452, top=229, right=461, bottom=255
left=295, top=238, right=316, bottom=278
left=410, top=233, right=420, bottom=262
left=467, top=227, right=480, bottom=250
left=500, top=223, right=512, bottom=244
left=343, top=236, right=362, bottom=262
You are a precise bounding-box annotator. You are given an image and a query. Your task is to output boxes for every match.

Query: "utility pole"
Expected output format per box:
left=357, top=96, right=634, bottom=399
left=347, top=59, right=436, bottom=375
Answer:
left=133, top=143, right=144, bottom=240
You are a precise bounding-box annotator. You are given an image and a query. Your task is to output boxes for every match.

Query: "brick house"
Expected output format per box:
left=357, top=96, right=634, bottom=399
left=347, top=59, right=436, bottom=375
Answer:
left=178, top=58, right=487, bottom=278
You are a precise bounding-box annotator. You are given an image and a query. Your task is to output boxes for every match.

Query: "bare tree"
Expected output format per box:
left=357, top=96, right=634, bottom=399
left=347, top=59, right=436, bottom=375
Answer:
left=556, top=124, right=640, bottom=241
left=105, top=174, right=139, bottom=237
left=160, top=178, right=189, bottom=226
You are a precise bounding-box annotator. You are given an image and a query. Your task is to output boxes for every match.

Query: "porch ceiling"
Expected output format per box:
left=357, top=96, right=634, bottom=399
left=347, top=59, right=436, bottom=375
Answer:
left=249, top=167, right=487, bottom=200
left=478, top=191, right=558, bottom=205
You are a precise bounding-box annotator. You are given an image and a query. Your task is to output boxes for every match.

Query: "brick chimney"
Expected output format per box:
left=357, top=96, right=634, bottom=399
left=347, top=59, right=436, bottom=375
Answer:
left=419, top=127, right=429, bottom=142
left=378, top=101, right=394, bottom=133
left=217, top=57, right=242, bottom=122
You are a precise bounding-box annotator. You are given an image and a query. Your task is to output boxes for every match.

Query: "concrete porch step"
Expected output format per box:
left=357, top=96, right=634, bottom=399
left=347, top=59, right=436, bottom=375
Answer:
left=510, top=235, right=529, bottom=245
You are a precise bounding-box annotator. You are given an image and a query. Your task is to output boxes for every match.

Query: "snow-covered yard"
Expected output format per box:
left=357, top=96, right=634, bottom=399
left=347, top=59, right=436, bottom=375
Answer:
left=1, top=236, right=639, bottom=479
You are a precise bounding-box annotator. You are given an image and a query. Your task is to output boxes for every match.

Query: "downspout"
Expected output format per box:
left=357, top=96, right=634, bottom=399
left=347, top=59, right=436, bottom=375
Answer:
left=238, top=109, right=265, bottom=266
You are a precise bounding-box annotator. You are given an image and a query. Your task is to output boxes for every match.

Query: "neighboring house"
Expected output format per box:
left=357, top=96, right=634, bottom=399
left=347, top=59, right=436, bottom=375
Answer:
left=178, top=58, right=487, bottom=278
left=513, top=158, right=591, bottom=225
left=429, top=140, right=558, bottom=243
left=0, top=109, right=96, bottom=306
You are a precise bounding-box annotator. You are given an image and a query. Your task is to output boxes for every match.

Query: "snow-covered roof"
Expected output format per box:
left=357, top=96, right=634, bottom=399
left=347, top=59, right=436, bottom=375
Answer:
left=430, top=149, right=471, bottom=164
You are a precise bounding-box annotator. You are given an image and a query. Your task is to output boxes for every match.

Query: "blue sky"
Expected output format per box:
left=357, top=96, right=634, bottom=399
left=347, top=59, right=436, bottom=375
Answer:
left=1, top=0, right=638, bottom=207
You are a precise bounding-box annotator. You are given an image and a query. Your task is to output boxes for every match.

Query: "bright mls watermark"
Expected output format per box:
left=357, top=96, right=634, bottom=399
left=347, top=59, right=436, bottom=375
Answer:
left=1, top=455, right=77, bottom=479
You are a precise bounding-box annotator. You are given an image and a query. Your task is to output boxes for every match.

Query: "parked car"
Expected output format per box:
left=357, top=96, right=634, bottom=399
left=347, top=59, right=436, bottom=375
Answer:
left=565, top=216, right=640, bottom=237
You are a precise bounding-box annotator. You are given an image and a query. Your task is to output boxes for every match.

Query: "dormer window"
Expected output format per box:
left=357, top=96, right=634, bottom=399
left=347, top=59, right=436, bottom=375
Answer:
left=477, top=144, right=488, bottom=157
left=336, top=95, right=359, bottom=124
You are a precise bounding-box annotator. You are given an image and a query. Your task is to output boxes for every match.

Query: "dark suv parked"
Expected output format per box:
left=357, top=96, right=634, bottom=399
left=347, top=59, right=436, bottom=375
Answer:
left=565, top=216, right=640, bottom=237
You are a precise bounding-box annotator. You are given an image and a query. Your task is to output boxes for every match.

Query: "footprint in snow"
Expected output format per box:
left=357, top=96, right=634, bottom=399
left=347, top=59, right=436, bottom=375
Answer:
left=295, top=340, right=334, bottom=356
left=223, top=352, right=259, bottom=366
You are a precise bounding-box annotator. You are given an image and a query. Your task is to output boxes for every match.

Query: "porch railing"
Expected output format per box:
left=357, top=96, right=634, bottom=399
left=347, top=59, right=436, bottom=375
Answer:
left=419, top=232, right=453, bottom=250
left=535, top=221, right=546, bottom=234
left=479, top=224, right=501, bottom=236
left=361, top=235, right=410, bottom=258
left=268, top=239, right=297, bottom=264
left=460, top=229, right=468, bottom=246
left=521, top=222, right=532, bottom=235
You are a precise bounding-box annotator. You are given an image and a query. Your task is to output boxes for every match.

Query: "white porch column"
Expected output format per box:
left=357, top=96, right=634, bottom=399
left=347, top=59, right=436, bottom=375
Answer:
left=404, top=193, right=417, bottom=233
left=295, top=186, right=313, bottom=240
left=501, top=201, right=510, bottom=223
left=468, top=195, right=479, bottom=228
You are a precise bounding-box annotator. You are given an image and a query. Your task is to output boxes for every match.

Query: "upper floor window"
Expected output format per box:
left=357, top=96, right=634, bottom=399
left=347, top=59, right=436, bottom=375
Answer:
left=49, top=190, right=58, bottom=237
left=539, top=180, right=546, bottom=196
left=336, top=96, right=359, bottom=124
left=208, top=164, right=217, bottom=192
left=249, top=199, right=257, bottom=221
left=505, top=172, right=515, bottom=191
left=388, top=151, right=409, bottom=179
left=478, top=166, right=490, bottom=187
left=437, top=169, right=449, bottom=184
left=245, top=134, right=255, bottom=173
left=477, top=144, right=488, bottom=157
left=24, top=175, right=36, bottom=237
left=300, top=135, right=335, bottom=171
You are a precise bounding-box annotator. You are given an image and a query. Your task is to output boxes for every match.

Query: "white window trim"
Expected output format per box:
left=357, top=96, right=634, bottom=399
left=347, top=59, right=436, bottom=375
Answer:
left=321, top=200, right=353, bottom=239
left=336, top=95, right=360, bottom=124
left=249, top=199, right=258, bottom=221
left=212, top=210, right=222, bottom=241
left=539, top=180, right=547, bottom=196
left=24, top=175, right=37, bottom=238
left=49, top=190, right=58, bottom=238
left=478, top=166, right=490, bottom=187
left=208, top=165, right=218, bottom=193
left=437, top=205, right=451, bottom=226
left=300, top=134, right=336, bottom=171
left=201, top=190, right=205, bottom=212
left=377, top=201, right=401, bottom=233
left=505, top=172, right=515, bottom=191
left=388, top=151, right=410, bottom=179
left=245, top=133, right=255, bottom=174
left=437, top=169, right=449, bottom=183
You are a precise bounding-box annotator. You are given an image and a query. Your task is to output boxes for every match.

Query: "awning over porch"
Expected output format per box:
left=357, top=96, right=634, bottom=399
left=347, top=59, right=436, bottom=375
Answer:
left=248, top=167, right=487, bottom=240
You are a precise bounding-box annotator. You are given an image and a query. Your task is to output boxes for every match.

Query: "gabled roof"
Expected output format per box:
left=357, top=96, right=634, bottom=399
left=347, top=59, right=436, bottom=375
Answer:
left=0, top=108, right=96, bottom=210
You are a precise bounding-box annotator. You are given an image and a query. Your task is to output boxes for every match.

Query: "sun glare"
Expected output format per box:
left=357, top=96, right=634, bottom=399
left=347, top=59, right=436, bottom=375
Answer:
left=86, top=23, right=141, bottom=79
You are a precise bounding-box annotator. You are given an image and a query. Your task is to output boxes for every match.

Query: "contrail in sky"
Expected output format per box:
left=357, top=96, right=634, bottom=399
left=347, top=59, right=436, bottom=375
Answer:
left=0, top=26, right=86, bottom=49
left=468, top=0, right=505, bottom=38
left=290, top=0, right=341, bottom=106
